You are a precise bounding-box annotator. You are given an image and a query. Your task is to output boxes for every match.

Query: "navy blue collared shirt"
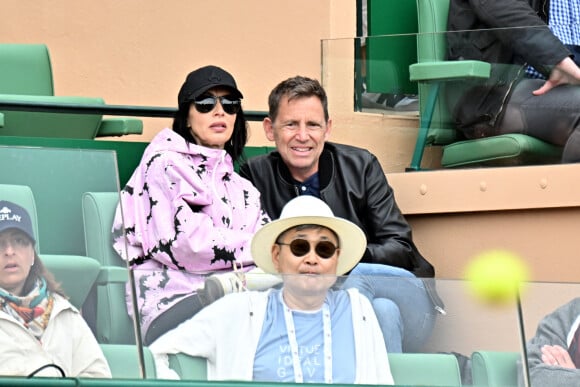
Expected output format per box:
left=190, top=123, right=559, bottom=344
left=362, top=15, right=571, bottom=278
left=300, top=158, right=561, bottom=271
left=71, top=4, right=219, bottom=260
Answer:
left=293, top=173, right=320, bottom=198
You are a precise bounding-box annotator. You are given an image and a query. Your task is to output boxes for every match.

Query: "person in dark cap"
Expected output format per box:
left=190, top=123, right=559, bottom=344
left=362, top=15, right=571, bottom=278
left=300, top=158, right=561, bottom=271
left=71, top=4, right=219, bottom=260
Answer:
left=112, top=65, right=270, bottom=345
left=0, top=200, right=110, bottom=377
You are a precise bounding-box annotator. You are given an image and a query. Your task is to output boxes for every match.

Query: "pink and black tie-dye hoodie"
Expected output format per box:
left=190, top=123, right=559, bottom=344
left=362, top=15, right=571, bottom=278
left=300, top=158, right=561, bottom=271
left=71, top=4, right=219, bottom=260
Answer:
left=112, top=128, right=269, bottom=334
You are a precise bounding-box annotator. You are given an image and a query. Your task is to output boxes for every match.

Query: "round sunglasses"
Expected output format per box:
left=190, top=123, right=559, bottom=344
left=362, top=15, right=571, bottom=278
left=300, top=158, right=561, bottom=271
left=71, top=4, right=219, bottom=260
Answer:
left=276, top=238, right=338, bottom=259
left=193, top=95, right=241, bottom=115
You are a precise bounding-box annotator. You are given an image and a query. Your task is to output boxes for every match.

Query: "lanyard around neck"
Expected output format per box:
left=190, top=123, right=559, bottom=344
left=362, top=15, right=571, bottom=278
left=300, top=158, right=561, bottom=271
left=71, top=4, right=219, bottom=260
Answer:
left=280, top=290, right=333, bottom=383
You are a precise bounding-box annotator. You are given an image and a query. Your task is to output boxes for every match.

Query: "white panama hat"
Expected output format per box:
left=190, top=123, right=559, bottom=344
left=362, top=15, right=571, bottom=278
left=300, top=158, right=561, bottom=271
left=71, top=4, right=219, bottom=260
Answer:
left=251, top=195, right=367, bottom=275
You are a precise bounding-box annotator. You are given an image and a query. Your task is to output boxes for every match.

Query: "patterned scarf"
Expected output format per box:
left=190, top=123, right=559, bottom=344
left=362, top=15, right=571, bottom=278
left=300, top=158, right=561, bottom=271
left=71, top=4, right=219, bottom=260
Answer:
left=0, top=277, right=54, bottom=340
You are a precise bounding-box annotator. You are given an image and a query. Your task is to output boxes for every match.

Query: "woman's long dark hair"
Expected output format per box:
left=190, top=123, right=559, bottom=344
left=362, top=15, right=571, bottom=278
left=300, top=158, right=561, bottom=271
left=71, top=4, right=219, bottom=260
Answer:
left=172, top=98, right=248, bottom=163
left=21, top=252, right=65, bottom=297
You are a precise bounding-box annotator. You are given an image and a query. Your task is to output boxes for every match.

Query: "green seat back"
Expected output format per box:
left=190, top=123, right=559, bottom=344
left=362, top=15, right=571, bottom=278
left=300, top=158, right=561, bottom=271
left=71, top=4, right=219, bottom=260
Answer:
left=366, top=0, right=418, bottom=95
left=0, top=146, right=119, bottom=256
left=168, top=354, right=207, bottom=380
left=82, top=192, right=135, bottom=344
left=388, top=353, right=462, bottom=386
left=41, top=254, right=101, bottom=310
left=416, top=0, right=457, bottom=145
left=0, top=43, right=142, bottom=139
left=471, top=351, right=520, bottom=387
left=82, top=192, right=124, bottom=267
left=0, top=136, right=149, bottom=187
left=0, top=44, right=54, bottom=95
left=0, top=44, right=102, bottom=139
left=99, top=344, right=156, bottom=379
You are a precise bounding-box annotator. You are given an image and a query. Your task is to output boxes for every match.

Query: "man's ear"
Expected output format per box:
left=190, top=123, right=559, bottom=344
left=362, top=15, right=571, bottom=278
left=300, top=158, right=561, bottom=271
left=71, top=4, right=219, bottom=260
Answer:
left=263, top=117, right=275, bottom=141
left=323, top=118, right=332, bottom=141
left=271, top=244, right=281, bottom=272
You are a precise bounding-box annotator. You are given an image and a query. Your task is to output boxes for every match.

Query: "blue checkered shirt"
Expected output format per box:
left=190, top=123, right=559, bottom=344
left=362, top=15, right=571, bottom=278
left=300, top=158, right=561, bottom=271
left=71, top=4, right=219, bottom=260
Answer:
left=526, top=0, right=580, bottom=78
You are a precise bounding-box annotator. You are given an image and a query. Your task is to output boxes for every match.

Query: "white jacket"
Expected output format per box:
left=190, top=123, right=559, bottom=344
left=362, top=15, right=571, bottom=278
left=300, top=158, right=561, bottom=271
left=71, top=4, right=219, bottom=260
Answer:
left=151, top=288, right=394, bottom=384
left=0, top=293, right=111, bottom=378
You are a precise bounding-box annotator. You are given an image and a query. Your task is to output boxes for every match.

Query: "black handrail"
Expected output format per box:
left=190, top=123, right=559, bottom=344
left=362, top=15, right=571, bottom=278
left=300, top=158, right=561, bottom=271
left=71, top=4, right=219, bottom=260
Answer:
left=0, top=99, right=268, bottom=121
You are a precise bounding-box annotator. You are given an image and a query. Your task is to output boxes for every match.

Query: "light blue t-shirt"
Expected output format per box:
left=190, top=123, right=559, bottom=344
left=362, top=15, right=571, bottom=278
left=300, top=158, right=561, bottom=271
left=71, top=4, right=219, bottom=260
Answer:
left=253, top=289, right=356, bottom=383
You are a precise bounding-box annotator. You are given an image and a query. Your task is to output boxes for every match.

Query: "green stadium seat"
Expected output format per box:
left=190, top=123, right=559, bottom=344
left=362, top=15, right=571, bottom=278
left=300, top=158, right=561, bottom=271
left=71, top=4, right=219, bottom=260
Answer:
left=167, top=354, right=207, bottom=381
left=100, top=338, right=462, bottom=384
left=82, top=192, right=135, bottom=344
left=366, top=0, right=418, bottom=96
left=471, top=350, right=521, bottom=387
left=0, top=146, right=119, bottom=256
left=99, top=344, right=157, bottom=379
left=0, top=43, right=142, bottom=139
left=388, top=353, right=462, bottom=386
left=41, top=254, right=101, bottom=310
left=408, top=0, right=562, bottom=170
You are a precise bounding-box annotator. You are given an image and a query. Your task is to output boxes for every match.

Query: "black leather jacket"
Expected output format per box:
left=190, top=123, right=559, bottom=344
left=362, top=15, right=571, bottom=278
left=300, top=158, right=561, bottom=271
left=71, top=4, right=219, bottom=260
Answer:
left=240, top=142, right=444, bottom=309
left=447, top=0, right=571, bottom=133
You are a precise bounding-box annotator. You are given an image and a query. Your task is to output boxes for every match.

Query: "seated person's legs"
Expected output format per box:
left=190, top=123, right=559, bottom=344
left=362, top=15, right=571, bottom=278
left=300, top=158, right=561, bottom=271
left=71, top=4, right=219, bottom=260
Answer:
left=344, top=262, right=437, bottom=352
left=499, top=78, right=580, bottom=162
left=372, top=298, right=403, bottom=353
left=144, top=293, right=206, bottom=345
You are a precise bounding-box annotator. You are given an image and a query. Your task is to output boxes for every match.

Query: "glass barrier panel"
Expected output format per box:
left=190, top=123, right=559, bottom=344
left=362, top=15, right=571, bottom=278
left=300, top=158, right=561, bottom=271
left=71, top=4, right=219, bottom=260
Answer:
left=520, top=281, right=580, bottom=387
left=322, top=26, right=579, bottom=170
left=132, top=271, right=530, bottom=386
left=0, top=145, right=142, bottom=380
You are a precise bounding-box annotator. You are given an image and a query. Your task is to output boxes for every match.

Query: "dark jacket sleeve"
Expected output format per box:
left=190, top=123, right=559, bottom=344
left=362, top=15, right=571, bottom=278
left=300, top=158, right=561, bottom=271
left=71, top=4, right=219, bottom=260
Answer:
left=525, top=298, right=580, bottom=386
left=357, top=153, right=434, bottom=277
left=240, top=145, right=444, bottom=310
left=448, top=0, right=570, bottom=73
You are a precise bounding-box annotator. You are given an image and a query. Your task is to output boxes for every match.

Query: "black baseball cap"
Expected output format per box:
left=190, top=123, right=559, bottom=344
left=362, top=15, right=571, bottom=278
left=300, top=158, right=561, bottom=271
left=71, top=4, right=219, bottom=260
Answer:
left=0, top=200, right=35, bottom=243
left=177, top=65, right=243, bottom=105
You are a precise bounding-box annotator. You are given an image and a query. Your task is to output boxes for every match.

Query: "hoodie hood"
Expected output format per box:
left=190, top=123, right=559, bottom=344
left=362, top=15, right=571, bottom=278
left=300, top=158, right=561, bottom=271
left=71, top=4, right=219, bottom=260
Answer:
left=144, top=128, right=234, bottom=174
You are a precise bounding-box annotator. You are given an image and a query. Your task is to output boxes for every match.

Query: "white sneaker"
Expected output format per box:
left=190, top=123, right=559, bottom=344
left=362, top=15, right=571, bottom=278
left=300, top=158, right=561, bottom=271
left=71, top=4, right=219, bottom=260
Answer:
left=393, top=96, right=419, bottom=111
left=199, top=268, right=282, bottom=305
left=245, top=268, right=283, bottom=290
left=201, top=271, right=246, bottom=305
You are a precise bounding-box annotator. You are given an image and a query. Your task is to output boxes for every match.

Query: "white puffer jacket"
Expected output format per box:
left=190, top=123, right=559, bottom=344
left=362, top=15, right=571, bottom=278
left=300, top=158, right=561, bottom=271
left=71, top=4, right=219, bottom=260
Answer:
left=0, top=293, right=111, bottom=378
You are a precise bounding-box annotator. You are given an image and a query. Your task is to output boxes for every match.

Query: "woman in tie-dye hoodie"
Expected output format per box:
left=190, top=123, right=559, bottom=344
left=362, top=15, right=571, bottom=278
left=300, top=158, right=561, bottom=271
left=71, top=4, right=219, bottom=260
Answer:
left=112, top=66, right=269, bottom=344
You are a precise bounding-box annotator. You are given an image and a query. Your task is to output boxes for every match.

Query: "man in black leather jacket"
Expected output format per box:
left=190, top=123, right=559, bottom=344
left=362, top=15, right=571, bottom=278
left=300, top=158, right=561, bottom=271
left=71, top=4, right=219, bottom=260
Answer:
left=447, top=0, right=580, bottom=160
left=240, top=76, right=444, bottom=353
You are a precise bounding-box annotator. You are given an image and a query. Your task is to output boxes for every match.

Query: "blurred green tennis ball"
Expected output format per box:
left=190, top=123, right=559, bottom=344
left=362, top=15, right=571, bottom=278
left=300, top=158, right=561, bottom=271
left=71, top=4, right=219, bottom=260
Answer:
left=465, top=250, right=529, bottom=305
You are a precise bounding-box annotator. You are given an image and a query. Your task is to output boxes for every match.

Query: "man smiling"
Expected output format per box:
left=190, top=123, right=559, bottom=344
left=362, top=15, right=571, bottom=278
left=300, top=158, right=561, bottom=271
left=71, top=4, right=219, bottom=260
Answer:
left=239, top=75, right=445, bottom=353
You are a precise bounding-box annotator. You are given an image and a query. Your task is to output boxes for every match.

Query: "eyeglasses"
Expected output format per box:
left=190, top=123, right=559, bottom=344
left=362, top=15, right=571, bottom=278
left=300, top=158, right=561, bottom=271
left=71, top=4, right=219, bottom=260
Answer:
left=276, top=239, right=338, bottom=259
left=0, top=235, right=32, bottom=251
left=193, top=95, right=241, bottom=115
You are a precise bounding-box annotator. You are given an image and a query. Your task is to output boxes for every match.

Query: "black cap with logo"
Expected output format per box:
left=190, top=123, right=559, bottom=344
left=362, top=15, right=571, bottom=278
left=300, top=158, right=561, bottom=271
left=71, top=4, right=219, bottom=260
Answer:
left=177, top=65, right=243, bottom=106
left=0, top=200, right=35, bottom=243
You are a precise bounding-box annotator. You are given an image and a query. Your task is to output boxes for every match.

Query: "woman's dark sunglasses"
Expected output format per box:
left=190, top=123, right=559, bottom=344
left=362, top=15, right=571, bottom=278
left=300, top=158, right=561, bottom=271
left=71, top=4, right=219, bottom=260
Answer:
left=276, top=239, right=338, bottom=259
left=193, top=95, right=241, bottom=115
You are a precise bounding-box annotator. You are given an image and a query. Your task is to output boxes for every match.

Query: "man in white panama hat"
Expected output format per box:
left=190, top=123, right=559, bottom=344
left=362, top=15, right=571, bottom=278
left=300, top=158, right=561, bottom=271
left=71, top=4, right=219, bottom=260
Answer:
left=150, top=195, right=394, bottom=384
